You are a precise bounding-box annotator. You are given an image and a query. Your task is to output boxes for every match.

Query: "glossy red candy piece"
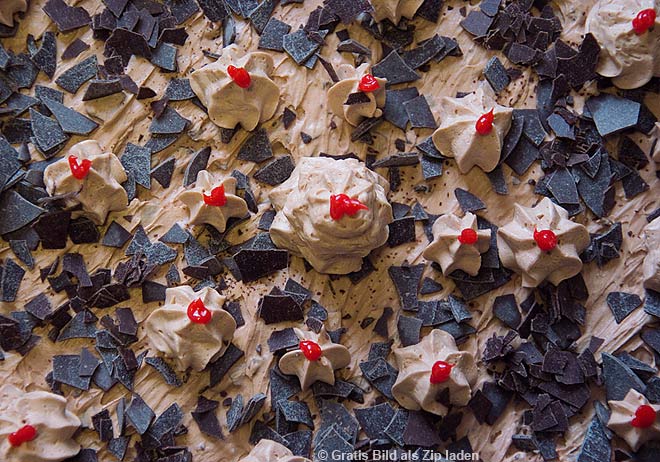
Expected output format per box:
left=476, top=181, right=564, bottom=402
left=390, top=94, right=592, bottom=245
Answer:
left=203, top=185, right=227, bottom=207
left=430, top=360, right=453, bottom=384
left=8, top=425, right=37, bottom=447
left=329, top=194, right=369, bottom=220
left=631, top=404, right=656, bottom=428
left=68, top=155, right=92, bottom=180
left=187, top=299, right=212, bottom=324
left=227, top=65, right=251, bottom=88
left=533, top=228, right=557, bottom=252
left=475, top=108, right=495, bottom=135
left=633, top=9, right=656, bottom=35
left=358, top=74, right=380, bottom=92
left=299, top=340, right=322, bottom=361
left=458, top=228, right=478, bottom=245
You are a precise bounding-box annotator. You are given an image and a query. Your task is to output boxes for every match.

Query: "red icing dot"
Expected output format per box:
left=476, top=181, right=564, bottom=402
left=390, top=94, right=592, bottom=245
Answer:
left=631, top=404, right=656, bottom=428
left=203, top=184, right=227, bottom=207
left=227, top=65, right=251, bottom=88
left=533, top=228, right=557, bottom=252
left=430, top=360, right=453, bottom=384
left=358, top=74, right=380, bottom=92
left=633, top=9, right=656, bottom=35
left=329, top=194, right=369, bottom=220
left=458, top=228, right=478, bottom=245
left=299, top=340, right=322, bottom=361
left=8, top=425, right=37, bottom=447
left=187, top=299, right=212, bottom=324
left=68, top=155, right=92, bottom=180
left=475, top=108, right=495, bottom=135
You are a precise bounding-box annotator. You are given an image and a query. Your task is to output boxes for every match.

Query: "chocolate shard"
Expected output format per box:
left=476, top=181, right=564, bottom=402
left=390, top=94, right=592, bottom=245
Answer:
left=372, top=50, right=420, bottom=85
left=455, top=188, right=486, bottom=213
left=55, top=55, right=98, bottom=94
left=44, top=0, right=91, bottom=32
left=601, top=352, right=646, bottom=401
left=388, top=264, right=424, bottom=311
left=41, top=97, right=98, bottom=135
left=585, top=93, right=641, bottom=137
left=606, top=291, right=642, bottom=324
left=237, top=128, right=273, bottom=163
left=253, top=156, right=295, bottom=186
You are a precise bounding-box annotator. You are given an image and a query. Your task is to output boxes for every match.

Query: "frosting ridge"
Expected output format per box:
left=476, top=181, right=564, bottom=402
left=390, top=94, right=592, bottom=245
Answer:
left=497, top=198, right=590, bottom=287
left=144, top=285, right=236, bottom=372
left=643, top=216, right=660, bottom=293
left=269, top=156, right=393, bottom=274
left=189, top=44, right=280, bottom=131
left=0, top=385, right=81, bottom=462
left=43, top=140, right=128, bottom=225
left=431, top=85, right=512, bottom=173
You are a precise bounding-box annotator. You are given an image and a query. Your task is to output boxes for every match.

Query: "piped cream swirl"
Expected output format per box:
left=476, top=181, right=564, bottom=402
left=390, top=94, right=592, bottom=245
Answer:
left=327, top=63, right=386, bottom=127
left=43, top=140, right=128, bottom=225
left=607, top=388, right=660, bottom=452
left=269, top=156, right=393, bottom=274
left=585, top=0, right=660, bottom=89
left=144, top=286, right=237, bottom=372
left=0, top=385, right=81, bottom=462
left=189, top=44, right=280, bottom=131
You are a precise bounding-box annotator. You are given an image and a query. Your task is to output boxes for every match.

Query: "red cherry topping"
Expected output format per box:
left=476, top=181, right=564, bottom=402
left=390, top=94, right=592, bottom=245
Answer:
left=187, top=299, right=212, bottom=324
left=203, top=185, right=227, bottom=207
left=358, top=74, right=380, bottom=92
left=631, top=404, right=657, bottom=428
left=68, top=155, right=92, bottom=180
left=299, top=340, right=322, bottom=361
left=227, top=65, right=251, bottom=88
left=458, top=228, right=478, bottom=245
left=475, top=108, right=495, bottom=135
left=8, top=425, right=37, bottom=447
left=430, top=360, right=453, bottom=384
left=329, top=194, right=369, bottom=220
left=633, top=9, right=656, bottom=35
left=533, top=228, right=557, bottom=252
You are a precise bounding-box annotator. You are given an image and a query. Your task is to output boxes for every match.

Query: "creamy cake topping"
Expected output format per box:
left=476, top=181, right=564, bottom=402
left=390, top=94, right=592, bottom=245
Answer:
left=177, top=170, right=248, bottom=232
left=269, top=156, right=393, bottom=274
left=585, top=0, right=660, bottom=89
left=608, top=388, right=660, bottom=452
left=423, top=211, right=491, bottom=276
left=431, top=84, right=513, bottom=173
left=370, top=0, right=425, bottom=24
left=278, top=327, right=351, bottom=390
left=497, top=197, right=590, bottom=288
left=643, top=216, right=660, bottom=293
left=239, top=439, right=311, bottom=462
left=0, top=0, right=27, bottom=27
left=144, top=286, right=236, bottom=372
left=0, top=385, right=81, bottom=462
left=391, top=329, right=477, bottom=416
left=43, top=140, right=128, bottom=225
left=189, top=44, right=280, bottom=131
left=327, top=63, right=387, bottom=127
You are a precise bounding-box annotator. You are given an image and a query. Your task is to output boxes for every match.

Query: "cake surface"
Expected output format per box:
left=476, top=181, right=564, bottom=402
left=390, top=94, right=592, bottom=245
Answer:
left=0, top=1, right=659, bottom=462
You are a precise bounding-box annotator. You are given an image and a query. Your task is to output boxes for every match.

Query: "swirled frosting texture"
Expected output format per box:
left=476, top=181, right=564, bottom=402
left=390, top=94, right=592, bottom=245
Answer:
left=643, top=216, right=660, bottom=292
left=0, top=385, right=81, bottom=462
left=278, top=328, right=351, bottom=390
left=269, top=157, right=393, bottom=274
left=585, top=0, right=660, bottom=89
left=240, top=440, right=311, bottom=462
left=607, top=389, right=660, bottom=451
left=423, top=212, right=491, bottom=276
left=0, top=0, right=26, bottom=26
left=431, top=85, right=512, bottom=173
left=327, top=63, right=387, bottom=127
left=392, top=329, right=477, bottom=416
left=189, top=44, right=280, bottom=131
left=43, top=140, right=128, bottom=225
left=497, top=198, right=590, bottom=288
left=370, top=0, right=425, bottom=24
left=144, top=286, right=236, bottom=372
left=177, top=170, right=248, bottom=232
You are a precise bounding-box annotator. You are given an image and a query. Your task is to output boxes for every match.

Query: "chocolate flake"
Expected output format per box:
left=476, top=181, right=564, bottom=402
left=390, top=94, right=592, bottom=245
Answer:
left=388, top=264, right=424, bottom=310
left=30, top=108, right=68, bottom=154
left=455, top=188, right=486, bottom=213
left=253, top=156, right=295, bottom=186
left=606, top=292, right=642, bottom=324
left=42, top=97, right=98, bottom=135
left=192, top=396, right=223, bottom=439
left=602, top=352, right=646, bottom=401
left=55, top=55, right=98, bottom=93
left=44, top=0, right=91, bottom=32
left=62, top=38, right=89, bottom=60
left=209, top=344, right=244, bottom=387
left=372, top=50, right=420, bottom=85
left=403, top=95, right=436, bottom=129
left=484, top=56, right=510, bottom=93
left=145, top=356, right=182, bottom=387
left=283, top=28, right=320, bottom=65
left=387, top=217, right=416, bottom=247
left=259, top=294, right=303, bottom=324
left=237, top=128, right=273, bottom=163
left=126, top=395, right=155, bottom=435
left=52, top=354, right=92, bottom=390
left=585, top=94, right=641, bottom=137
left=1, top=259, right=25, bottom=303
left=229, top=248, right=288, bottom=282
